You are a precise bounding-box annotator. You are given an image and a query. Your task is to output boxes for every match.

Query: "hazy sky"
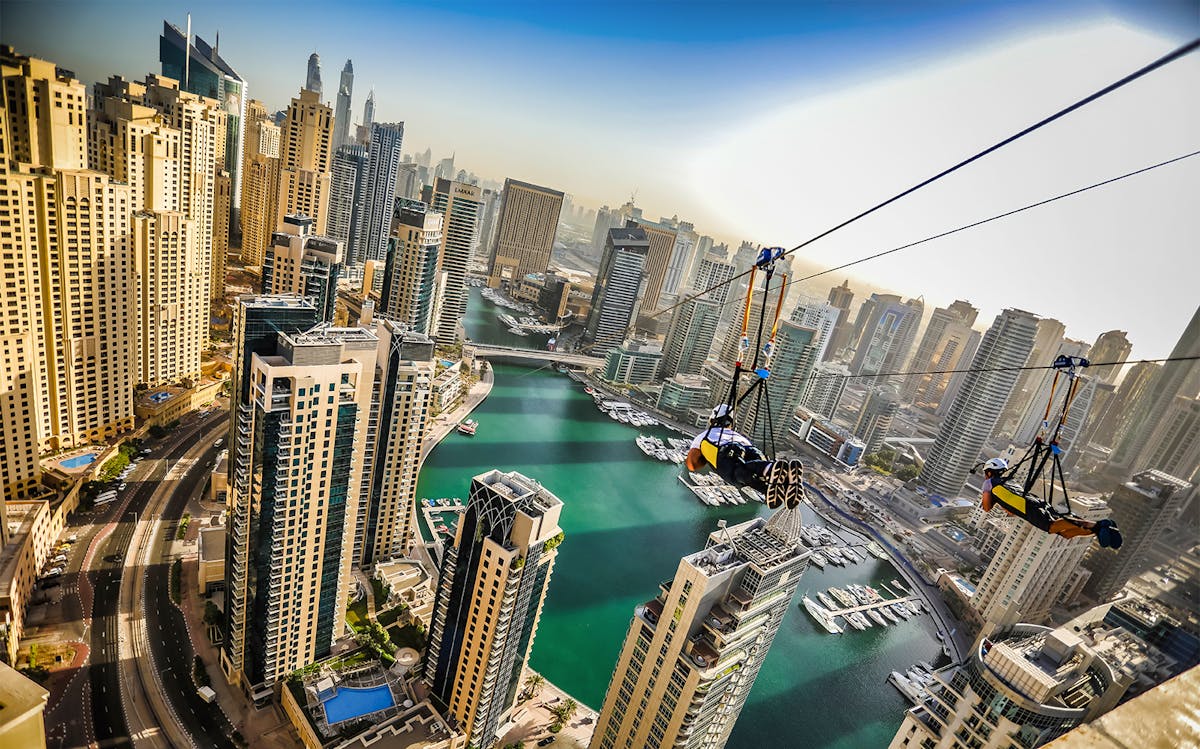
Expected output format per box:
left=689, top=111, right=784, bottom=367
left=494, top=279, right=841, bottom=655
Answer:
left=4, top=0, right=1198, bottom=358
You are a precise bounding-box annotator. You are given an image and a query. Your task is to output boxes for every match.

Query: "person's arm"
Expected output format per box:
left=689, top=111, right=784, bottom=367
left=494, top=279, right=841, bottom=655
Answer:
left=981, top=480, right=994, bottom=512
left=686, top=448, right=705, bottom=471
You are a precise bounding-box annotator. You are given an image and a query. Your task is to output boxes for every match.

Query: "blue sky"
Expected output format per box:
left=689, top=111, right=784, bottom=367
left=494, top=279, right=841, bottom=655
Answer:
left=3, top=1, right=1198, bottom=356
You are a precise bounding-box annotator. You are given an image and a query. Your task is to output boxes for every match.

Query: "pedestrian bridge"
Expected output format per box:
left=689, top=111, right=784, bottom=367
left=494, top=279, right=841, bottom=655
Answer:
left=466, top=343, right=605, bottom=369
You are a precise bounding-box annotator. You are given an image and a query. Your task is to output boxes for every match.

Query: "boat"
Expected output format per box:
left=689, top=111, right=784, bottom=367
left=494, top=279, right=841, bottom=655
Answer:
left=866, top=541, right=889, bottom=559
left=809, top=552, right=827, bottom=569
left=817, top=592, right=837, bottom=610
left=881, top=606, right=900, bottom=624
left=741, top=486, right=765, bottom=503
left=868, top=609, right=889, bottom=627
left=829, top=587, right=857, bottom=608
left=849, top=612, right=871, bottom=630
left=801, top=597, right=844, bottom=634
left=457, top=419, right=478, bottom=436
left=636, top=435, right=660, bottom=456
left=891, top=578, right=908, bottom=592
left=584, top=387, right=594, bottom=395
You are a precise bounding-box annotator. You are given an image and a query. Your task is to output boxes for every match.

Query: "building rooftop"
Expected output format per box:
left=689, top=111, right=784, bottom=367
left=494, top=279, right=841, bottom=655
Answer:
left=1043, top=665, right=1199, bottom=749
left=689, top=517, right=804, bottom=578
left=982, top=625, right=1118, bottom=708
left=199, top=527, right=225, bottom=563
left=0, top=661, right=48, bottom=735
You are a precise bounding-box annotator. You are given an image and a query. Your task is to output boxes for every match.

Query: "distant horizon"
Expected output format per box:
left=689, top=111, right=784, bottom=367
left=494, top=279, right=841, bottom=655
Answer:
left=3, top=0, right=1197, bottom=357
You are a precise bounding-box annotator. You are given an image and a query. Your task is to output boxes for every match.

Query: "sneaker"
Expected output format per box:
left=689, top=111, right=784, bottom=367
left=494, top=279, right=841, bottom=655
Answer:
left=764, top=462, right=786, bottom=509
left=785, top=460, right=805, bottom=509
left=1095, top=519, right=1123, bottom=550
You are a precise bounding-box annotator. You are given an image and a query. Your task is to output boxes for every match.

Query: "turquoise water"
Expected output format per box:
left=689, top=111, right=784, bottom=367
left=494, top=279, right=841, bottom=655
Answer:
left=322, top=685, right=395, bottom=724
left=413, top=290, right=944, bottom=748
left=61, top=453, right=98, bottom=469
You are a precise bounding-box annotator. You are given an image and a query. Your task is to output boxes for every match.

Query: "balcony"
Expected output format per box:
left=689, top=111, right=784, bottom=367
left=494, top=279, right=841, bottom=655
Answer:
left=704, top=605, right=735, bottom=634
left=638, top=597, right=664, bottom=627
left=728, top=588, right=753, bottom=610
left=687, top=634, right=720, bottom=669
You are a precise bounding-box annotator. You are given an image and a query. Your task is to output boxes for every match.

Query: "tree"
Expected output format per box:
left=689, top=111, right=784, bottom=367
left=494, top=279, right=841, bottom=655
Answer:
left=897, top=464, right=919, bottom=482
left=523, top=672, right=545, bottom=699
left=550, top=698, right=578, bottom=729
left=203, top=601, right=224, bottom=628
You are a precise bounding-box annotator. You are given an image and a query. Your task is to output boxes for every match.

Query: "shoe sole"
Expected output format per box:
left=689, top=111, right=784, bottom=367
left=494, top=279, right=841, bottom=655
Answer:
left=785, top=460, right=805, bottom=509
left=764, top=463, right=786, bottom=509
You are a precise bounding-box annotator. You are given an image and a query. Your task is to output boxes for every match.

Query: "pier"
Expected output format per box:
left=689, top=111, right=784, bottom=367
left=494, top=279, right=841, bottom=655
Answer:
left=823, top=596, right=923, bottom=618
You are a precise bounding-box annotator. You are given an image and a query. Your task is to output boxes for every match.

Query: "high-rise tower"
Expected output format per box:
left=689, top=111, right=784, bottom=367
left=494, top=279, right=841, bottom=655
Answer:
left=920, top=309, right=1039, bottom=497
left=380, top=200, right=444, bottom=338
left=222, top=303, right=375, bottom=701
left=660, top=299, right=722, bottom=380
left=360, top=88, right=375, bottom=142
left=332, top=59, right=354, bottom=150
left=355, top=122, right=404, bottom=264
left=902, top=300, right=978, bottom=401
left=848, top=294, right=924, bottom=380
left=487, top=178, right=564, bottom=288
left=802, top=362, right=851, bottom=420
left=0, top=50, right=138, bottom=484
left=1082, top=470, right=1192, bottom=602
left=327, top=144, right=368, bottom=264
left=1089, top=330, right=1133, bottom=386
left=429, top=178, right=483, bottom=343
left=591, top=515, right=808, bottom=749
left=585, top=227, right=650, bottom=354
left=305, top=52, right=322, bottom=96
left=426, top=471, right=564, bottom=748
left=855, top=386, right=901, bottom=455
left=998, top=317, right=1066, bottom=437
left=823, top=279, right=855, bottom=361
left=239, top=99, right=281, bottom=266
left=277, top=89, right=334, bottom=235
left=358, top=320, right=434, bottom=564
left=262, top=215, right=343, bottom=323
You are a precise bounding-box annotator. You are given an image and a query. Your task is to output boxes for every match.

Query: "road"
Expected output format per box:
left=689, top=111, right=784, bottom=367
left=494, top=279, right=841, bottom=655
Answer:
left=63, top=410, right=229, bottom=748
left=141, top=424, right=236, bottom=749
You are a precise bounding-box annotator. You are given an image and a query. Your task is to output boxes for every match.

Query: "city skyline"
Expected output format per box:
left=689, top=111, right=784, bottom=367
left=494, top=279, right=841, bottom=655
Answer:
left=3, top=2, right=1197, bottom=358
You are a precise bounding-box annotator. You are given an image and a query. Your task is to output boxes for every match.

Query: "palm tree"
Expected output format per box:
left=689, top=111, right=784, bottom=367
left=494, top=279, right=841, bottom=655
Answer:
left=550, top=698, right=578, bottom=727
left=523, top=672, right=546, bottom=699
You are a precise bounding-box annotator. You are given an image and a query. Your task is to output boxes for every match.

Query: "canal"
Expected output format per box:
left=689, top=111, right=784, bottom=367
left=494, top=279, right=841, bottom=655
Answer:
left=414, top=289, right=943, bottom=748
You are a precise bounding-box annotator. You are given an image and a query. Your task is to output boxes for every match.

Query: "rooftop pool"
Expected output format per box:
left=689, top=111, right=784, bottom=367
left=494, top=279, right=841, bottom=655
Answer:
left=60, top=452, right=99, bottom=470
left=322, top=684, right=395, bottom=725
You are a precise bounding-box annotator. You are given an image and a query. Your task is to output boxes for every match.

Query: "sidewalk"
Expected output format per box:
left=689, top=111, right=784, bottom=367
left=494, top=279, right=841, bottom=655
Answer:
left=497, top=668, right=598, bottom=748
left=421, top=365, right=494, bottom=461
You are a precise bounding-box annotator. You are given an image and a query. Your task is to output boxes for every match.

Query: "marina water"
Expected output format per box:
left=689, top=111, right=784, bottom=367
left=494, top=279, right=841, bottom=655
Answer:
left=414, top=290, right=944, bottom=748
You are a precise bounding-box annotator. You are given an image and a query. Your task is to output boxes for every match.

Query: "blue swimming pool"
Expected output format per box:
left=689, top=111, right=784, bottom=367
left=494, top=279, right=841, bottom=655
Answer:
left=944, top=527, right=968, bottom=543
left=322, top=684, right=395, bottom=725
left=61, top=453, right=99, bottom=469
left=149, top=391, right=171, bottom=404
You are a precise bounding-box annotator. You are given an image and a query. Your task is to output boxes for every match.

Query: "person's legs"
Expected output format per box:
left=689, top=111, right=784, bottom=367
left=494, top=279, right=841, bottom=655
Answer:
left=1047, top=519, right=1095, bottom=539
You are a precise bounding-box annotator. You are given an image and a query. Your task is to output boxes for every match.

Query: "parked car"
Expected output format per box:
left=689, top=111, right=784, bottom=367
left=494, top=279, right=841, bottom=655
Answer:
left=44, top=567, right=64, bottom=577
left=140, top=448, right=152, bottom=456
left=117, top=483, right=127, bottom=491
left=538, top=739, right=556, bottom=747
left=51, top=555, right=67, bottom=565
left=67, top=534, right=78, bottom=543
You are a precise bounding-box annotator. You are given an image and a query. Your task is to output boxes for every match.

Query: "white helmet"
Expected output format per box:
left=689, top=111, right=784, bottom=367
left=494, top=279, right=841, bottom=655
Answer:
left=984, top=458, right=1008, bottom=473
left=711, top=404, right=731, bottom=420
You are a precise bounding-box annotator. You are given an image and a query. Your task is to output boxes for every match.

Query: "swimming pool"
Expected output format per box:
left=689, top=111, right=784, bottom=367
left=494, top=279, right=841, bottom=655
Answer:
left=61, top=453, right=99, bottom=470
left=943, top=527, right=969, bottom=543
left=149, top=391, right=172, bottom=404
left=322, top=684, right=395, bottom=725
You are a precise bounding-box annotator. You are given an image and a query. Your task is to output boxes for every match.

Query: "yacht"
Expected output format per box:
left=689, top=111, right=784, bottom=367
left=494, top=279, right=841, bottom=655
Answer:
left=809, top=552, right=827, bottom=569
left=881, top=606, right=900, bottom=624
left=817, top=592, right=838, bottom=610
left=867, top=609, right=889, bottom=627
left=849, top=612, right=871, bottom=630
left=456, top=419, right=478, bottom=436
left=801, top=597, right=844, bottom=635
left=866, top=541, right=889, bottom=559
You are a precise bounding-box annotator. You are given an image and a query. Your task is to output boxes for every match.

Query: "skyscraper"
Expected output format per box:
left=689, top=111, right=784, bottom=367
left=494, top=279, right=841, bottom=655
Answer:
left=716, top=285, right=785, bottom=368
left=848, top=294, right=923, bottom=380
left=1011, top=339, right=1092, bottom=448
left=855, top=386, right=901, bottom=455
left=585, top=227, right=650, bottom=354
left=380, top=200, right=444, bottom=338
left=488, top=178, right=564, bottom=288
left=1109, top=306, right=1200, bottom=476
left=970, top=494, right=1110, bottom=630
left=426, top=471, right=564, bottom=747
left=239, top=98, right=282, bottom=266
left=908, top=319, right=980, bottom=410
left=159, top=20, right=247, bottom=236
left=358, top=320, right=434, bottom=565
left=1089, top=330, right=1133, bottom=386
left=1139, top=395, right=1200, bottom=483
left=354, top=122, right=404, bottom=264
left=429, top=178, right=483, bottom=343
left=305, top=52, right=322, bottom=96
left=332, top=59, right=354, bottom=150
left=1083, top=471, right=1192, bottom=603
left=998, top=317, right=1066, bottom=437
left=1088, top=360, right=1160, bottom=450
left=327, top=144, right=368, bottom=264
left=789, top=296, right=842, bottom=363
left=742, top=319, right=819, bottom=443
left=590, top=516, right=808, bottom=749
left=823, top=280, right=855, bottom=361
left=901, top=300, right=978, bottom=401
left=591, top=205, right=622, bottom=257
left=920, top=309, right=1039, bottom=497
left=262, top=215, right=343, bottom=323
left=90, top=74, right=224, bottom=385
left=889, top=623, right=1130, bottom=749
left=0, top=50, right=137, bottom=485
left=361, top=88, right=375, bottom=140
left=277, top=89, right=334, bottom=236
left=623, top=218, right=680, bottom=315
left=802, top=362, right=851, bottom=420
left=689, top=253, right=737, bottom=305
left=222, top=302, right=375, bottom=701
left=660, top=299, right=722, bottom=380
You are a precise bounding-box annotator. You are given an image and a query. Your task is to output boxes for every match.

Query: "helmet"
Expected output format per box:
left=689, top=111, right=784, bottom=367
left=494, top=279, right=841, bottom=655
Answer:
left=711, top=404, right=731, bottom=420
left=984, top=458, right=1008, bottom=473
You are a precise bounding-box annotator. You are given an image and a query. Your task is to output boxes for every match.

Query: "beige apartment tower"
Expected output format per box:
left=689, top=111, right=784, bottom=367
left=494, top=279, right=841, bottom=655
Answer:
left=277, top=89, right=334, bottom=236
left=1, top=50, right=138, bottom=473
left=591, top=516, right=809, bottom=749
left=487, top=178, right=564, bottom=288
left=380, top=201, right=445, bottom=339
left=132, top=211, right=206, bottom=386
left=357, top=320, right=435, bottom=564
left=627, top=218, right=680, bottom=315
left=221, top=296, right=373, bottom=703
left=430, top=178, right=482, bottom=342
left=240, top=99, right=282, bottom=266
left=426, top=470, right=564, bottom=747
